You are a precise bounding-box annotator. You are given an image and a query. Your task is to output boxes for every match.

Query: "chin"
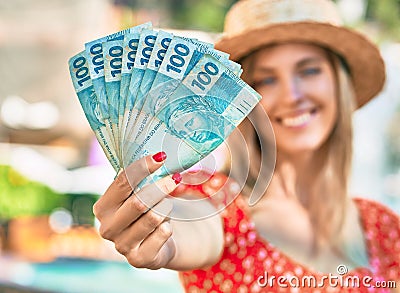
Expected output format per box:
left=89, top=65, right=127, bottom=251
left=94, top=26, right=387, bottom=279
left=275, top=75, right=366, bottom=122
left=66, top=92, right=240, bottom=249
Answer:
left=277, top=139, right=327, bottom=155
left=275, top=127, right=332, bottom=155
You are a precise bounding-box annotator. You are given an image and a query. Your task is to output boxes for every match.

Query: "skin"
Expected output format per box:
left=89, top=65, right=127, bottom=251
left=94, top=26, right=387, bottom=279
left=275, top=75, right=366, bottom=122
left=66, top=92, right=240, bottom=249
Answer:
left=93, top=155, right=223, bottom=270
left=94, top=44, right=399, bottom=289
left=245, top=44, right=370, bottom=273
left=252, top=44, right=338, bottom=158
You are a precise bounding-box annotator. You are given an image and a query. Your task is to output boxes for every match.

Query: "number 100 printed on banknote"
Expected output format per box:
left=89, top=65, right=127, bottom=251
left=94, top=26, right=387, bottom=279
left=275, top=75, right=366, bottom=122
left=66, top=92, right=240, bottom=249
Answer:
left=69, top=22, right=261, bottom=188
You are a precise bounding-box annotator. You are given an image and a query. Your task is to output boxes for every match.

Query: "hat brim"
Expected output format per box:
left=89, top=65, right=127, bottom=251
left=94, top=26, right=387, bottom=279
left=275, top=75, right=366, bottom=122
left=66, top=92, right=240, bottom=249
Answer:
left=215, top=22, right=385, bottom=108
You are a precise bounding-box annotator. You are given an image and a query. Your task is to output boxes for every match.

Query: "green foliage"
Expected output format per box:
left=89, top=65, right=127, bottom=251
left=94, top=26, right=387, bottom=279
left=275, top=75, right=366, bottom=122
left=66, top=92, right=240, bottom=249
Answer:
left=167, top=0, right=237, bottom=31
left=119, top=0, right=400, bottom=39
left=0, top=165, right=68, bottom=220
left=118, top=0, right=237, bottom=32
left=365, top=0, right=400, bottom=39
left=68, top=195, right=98, bottom=226
left=385, top=109, right=400, bottom=172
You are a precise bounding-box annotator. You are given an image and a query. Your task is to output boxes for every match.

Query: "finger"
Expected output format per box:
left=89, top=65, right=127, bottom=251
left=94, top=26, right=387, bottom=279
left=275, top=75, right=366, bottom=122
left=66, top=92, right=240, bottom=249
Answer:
left=100, top=176, right=177, bottom=238
left=150, top=236, right=177, bottom=269
left=134, top=221, right=174, bottom=269
left=124, top=151, right=168, bottom=188
left=93, top=152, right=167, bottom=218
left=113, top=198, right=173, bottom=256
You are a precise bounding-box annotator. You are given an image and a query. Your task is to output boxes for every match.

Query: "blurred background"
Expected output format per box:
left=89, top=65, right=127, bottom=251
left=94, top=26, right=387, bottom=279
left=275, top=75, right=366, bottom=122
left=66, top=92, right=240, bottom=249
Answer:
left=0, top=0, right=399, bottom=292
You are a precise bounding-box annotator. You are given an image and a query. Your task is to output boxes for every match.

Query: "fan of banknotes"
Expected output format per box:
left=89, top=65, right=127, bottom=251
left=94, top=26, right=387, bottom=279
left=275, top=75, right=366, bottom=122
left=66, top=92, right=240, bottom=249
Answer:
left=68, top=22, right=261, bottom=187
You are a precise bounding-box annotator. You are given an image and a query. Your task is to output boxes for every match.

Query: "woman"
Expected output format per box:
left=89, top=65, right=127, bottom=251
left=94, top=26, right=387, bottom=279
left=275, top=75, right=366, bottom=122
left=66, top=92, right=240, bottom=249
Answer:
left=93, top=0, right=400, bottom=291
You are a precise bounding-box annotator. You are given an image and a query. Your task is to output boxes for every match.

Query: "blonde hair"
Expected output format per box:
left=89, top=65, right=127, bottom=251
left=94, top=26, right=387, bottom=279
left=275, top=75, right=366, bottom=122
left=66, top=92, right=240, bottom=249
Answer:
left=309, top=54, right=356, bottom=249
left=227, top=47, right=356, bottom=251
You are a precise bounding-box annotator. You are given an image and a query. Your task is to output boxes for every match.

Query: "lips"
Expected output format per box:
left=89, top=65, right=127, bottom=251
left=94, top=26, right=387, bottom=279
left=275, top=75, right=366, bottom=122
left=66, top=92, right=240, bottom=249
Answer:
left=276, top=108, right=317, bottom=128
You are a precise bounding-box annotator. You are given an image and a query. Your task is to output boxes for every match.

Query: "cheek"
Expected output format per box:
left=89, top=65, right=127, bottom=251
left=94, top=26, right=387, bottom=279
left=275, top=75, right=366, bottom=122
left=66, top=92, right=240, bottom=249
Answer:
left=323, top=80, right=338, bottom=129
left=311, top=98, right=338, bottom=148
left=258, top=97, right=274, bottom=114
left=327, top=97, right=338, bottom=125
left=323, top=101, right=338, bottom=143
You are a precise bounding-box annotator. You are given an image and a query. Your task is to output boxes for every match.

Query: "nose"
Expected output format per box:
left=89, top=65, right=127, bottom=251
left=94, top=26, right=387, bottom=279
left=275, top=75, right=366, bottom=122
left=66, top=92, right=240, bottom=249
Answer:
left=280, top=76, right=303, bottom=104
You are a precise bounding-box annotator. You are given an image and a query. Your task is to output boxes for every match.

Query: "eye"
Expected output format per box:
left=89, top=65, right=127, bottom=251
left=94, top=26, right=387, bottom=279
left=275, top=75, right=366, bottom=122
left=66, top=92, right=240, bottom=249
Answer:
left=253, top=76, right=276, bottom=88
left=178, top=130, right=187, bottom=137
left=185, top=117, right=194, bottom=128
left=299, top=67, right=321, bottom=77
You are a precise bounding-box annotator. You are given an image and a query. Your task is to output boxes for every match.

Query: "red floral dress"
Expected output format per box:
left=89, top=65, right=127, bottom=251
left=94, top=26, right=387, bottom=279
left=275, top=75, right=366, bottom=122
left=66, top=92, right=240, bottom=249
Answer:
left=173, top=172, right=400, bottom=293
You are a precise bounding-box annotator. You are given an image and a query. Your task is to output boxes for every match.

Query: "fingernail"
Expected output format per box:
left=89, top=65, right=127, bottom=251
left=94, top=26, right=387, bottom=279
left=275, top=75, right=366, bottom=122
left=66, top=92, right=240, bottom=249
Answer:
left=172, top=173, right=182, bottom=184
left=152, top=151, right=167, bottom=162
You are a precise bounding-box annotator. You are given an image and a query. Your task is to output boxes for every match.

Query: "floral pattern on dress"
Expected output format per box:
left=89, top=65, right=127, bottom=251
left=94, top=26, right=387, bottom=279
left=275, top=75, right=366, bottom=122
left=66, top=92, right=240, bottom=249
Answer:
left=173, top=172, right=400, bottom=293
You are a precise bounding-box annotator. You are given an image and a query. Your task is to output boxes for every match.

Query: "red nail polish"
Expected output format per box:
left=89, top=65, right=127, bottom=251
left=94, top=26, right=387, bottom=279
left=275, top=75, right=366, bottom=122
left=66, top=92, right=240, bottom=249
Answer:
left=172, top=173, right=182, bottom=184
left=152, top=151, right=167, bottom=162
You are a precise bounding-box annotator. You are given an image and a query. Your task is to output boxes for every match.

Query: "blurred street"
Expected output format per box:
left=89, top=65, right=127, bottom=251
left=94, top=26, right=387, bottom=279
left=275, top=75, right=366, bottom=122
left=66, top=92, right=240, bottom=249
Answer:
left=0, top=0, right=399, bottom=292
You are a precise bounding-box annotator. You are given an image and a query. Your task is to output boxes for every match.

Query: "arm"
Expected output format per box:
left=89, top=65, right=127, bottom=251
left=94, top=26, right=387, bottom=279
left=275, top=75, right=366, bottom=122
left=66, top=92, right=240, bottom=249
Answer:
left=93, top=154, right=224, bottom=270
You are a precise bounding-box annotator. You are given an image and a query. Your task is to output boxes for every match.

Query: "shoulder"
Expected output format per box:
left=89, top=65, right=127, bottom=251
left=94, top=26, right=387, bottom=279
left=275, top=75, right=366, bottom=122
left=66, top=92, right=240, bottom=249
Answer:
left=354, top=197, right=399, bottom=243
left=354, top=197, right=400, bottom=227
left=354, top=197, right=400, bottom=280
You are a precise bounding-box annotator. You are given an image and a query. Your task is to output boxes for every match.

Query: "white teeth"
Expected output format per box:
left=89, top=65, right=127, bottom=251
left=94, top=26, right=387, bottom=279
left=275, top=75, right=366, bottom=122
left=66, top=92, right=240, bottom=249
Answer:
left=281, top=112, right=311, bottom=127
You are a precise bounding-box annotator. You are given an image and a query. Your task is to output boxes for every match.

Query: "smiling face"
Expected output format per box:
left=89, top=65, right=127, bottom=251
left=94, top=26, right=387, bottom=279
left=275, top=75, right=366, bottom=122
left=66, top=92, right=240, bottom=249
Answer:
left=250, top=43, right=338, bottom=156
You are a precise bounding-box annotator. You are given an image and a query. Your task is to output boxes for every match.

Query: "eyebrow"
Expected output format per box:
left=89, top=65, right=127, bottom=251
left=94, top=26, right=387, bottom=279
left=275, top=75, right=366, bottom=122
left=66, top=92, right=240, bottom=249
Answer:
left=253, top=57, right=324, bottom=74
left=296, top=57, right=323, bottom=68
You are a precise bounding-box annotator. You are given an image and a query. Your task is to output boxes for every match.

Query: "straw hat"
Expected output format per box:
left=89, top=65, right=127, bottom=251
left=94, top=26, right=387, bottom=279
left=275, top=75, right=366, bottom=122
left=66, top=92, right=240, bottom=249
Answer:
left=215, top=0, right=386, bottom=108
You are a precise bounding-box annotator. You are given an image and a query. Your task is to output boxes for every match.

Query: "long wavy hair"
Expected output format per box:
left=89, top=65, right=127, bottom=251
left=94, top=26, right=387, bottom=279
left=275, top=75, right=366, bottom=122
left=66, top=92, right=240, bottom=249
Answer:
left=226, top=46, right=356, bottom=252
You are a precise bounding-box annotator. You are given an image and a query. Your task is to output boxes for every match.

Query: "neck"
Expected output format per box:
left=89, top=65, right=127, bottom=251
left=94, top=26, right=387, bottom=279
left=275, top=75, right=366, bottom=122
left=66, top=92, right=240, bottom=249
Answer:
left=268, top=150, right=326, bottom=206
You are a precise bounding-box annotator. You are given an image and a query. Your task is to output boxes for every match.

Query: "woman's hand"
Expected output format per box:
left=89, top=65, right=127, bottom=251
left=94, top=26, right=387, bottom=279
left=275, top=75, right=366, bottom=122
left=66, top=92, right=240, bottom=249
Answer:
left=93, top=152, right=180, bottom=269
